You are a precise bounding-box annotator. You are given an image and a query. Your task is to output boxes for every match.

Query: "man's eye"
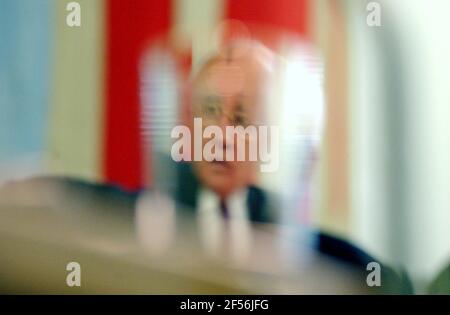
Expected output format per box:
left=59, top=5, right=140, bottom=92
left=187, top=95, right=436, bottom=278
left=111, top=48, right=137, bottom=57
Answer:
left=234, top=115, right=247, bottom=126
left=203, top=103, right=219, bottom=116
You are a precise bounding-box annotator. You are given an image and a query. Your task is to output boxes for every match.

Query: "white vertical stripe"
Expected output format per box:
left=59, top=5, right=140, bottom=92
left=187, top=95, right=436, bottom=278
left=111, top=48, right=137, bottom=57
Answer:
left=172, top=0, right=225, bottom=71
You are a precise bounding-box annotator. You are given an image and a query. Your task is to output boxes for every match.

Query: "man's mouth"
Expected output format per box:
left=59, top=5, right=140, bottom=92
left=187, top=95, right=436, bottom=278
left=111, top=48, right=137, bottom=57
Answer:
left=210, top=159, right=231, bottom=169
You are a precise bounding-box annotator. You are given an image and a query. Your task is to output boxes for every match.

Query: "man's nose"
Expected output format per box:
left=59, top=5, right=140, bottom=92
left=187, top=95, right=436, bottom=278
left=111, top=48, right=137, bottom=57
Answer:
left=215, top=122, right=233, bottom=153
left=218, top=110, right=233, bottom=127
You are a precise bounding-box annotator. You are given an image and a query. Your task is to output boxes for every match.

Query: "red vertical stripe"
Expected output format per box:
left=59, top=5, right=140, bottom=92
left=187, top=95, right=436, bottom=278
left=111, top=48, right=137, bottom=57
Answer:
left=226, top=0, right=309, bottom=37
left=104, top=0, right=171, bottom=191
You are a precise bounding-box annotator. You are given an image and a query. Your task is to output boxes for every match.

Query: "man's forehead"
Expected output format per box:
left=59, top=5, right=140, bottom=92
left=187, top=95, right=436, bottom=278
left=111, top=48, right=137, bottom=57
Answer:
left=193, top=58, right=265, bottom=98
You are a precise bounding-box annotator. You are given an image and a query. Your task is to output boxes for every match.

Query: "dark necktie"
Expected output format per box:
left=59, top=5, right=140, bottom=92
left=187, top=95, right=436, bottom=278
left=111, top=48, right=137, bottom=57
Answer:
left=219, top=199, right=229, bottom=219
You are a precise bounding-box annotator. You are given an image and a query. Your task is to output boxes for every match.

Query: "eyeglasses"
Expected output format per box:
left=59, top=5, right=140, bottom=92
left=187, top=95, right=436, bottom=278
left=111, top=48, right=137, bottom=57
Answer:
left=196, top=95, right=249, bottom=127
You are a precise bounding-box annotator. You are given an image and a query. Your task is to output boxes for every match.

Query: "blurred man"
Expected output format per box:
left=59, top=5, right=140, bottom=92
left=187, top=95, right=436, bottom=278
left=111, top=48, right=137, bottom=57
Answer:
left=176, top=41, right=276, bottom=224
left=137, top=41, right=279, bottom=258
left=172, top=41, right=278, bottom=256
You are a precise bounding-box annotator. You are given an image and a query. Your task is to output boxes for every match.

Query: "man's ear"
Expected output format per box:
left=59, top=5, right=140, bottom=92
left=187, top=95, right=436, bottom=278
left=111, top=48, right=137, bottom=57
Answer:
left=179, top=80, right=194, bottom=128
left=246, top=161, right=259, bottom=186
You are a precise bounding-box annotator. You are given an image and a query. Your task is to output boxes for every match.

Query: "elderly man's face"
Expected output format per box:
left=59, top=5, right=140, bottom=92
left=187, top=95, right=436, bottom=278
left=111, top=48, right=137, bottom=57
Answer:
left=191, top=57, right=264, bottom=198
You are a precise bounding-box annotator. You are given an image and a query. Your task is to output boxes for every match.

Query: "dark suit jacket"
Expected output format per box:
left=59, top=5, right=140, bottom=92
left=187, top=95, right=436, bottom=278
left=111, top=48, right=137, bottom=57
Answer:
left=173, top=162, right=275, bottom=224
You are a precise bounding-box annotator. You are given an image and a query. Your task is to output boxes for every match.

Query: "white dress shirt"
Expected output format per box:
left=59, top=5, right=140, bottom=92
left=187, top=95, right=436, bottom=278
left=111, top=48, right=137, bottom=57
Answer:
left=197, top=187, right=252, bottom=261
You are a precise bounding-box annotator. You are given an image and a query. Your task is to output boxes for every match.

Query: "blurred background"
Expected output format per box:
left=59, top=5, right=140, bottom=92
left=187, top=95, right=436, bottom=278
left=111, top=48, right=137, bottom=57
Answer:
left=0, top=0, right=449, bottom=294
